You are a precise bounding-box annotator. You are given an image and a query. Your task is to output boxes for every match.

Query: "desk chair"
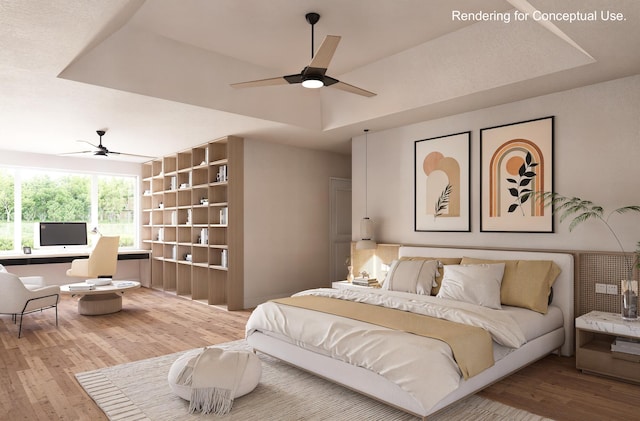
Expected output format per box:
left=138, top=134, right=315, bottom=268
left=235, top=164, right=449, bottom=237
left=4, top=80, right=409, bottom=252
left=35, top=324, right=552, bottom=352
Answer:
left=66, top=236, right=120, bottom=279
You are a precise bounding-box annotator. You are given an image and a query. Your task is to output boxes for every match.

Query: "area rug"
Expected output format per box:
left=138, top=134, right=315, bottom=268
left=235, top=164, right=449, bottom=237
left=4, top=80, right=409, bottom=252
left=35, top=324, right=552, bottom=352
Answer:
left=76, top=340, right=553, bottom=421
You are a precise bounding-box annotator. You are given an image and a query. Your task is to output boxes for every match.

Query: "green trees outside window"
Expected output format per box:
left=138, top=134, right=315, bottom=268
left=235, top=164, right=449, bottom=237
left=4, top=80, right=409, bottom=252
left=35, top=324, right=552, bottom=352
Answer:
left=0, top=168, right=137, bottom=251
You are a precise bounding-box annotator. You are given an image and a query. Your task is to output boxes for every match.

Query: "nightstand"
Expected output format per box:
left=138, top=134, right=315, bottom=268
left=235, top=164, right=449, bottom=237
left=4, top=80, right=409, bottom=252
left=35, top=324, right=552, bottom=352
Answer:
left=332, top=280, right=380, bottom=291
left=575, top=311, right=640, bottom=383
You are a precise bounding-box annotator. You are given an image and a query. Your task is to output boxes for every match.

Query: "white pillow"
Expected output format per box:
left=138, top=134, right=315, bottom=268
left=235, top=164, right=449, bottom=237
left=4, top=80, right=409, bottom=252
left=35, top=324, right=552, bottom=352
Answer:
left=382, top=259, right=439, bottom=295
left=436, top=263, right=505, bottom=309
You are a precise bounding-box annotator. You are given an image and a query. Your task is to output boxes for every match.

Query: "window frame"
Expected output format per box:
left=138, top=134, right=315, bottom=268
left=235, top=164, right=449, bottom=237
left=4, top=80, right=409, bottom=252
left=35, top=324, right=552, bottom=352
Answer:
left=0, top=165, right=140, bottom=253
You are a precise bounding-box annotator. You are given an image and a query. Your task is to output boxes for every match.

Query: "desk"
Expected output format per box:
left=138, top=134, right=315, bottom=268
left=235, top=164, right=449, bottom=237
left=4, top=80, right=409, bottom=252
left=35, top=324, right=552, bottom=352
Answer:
left=61, top=280, right=141, bottom=315
left=0, top=249, right=149, bottom=266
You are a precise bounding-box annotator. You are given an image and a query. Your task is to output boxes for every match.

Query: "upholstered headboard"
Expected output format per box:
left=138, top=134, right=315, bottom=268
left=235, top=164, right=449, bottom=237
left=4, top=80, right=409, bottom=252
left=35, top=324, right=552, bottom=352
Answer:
left=399, top=246, right=574, bottom=356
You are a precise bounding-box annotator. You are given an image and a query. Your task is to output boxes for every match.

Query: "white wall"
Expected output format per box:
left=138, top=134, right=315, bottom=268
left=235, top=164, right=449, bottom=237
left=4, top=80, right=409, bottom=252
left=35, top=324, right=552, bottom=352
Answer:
left=243, top=139, right=351, bottom=308
left=352, top=75, right=640, bottom=253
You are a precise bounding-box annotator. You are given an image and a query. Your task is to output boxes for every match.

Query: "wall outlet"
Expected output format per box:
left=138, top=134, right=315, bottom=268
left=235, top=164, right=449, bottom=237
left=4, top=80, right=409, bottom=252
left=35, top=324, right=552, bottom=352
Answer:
left=607, top=284, right=618, bottom=295
left=595, top=283, right=607, bottom=294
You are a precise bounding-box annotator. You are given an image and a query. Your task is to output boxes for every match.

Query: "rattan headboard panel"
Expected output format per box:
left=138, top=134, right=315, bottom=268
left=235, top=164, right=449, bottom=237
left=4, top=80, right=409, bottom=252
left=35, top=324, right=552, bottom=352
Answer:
left=576, top=252, right=637, bottom=317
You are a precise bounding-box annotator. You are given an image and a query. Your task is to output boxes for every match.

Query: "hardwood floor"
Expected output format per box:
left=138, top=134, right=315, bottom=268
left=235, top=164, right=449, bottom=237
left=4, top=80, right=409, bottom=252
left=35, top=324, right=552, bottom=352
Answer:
left=1, top=287, right=637, bottom=421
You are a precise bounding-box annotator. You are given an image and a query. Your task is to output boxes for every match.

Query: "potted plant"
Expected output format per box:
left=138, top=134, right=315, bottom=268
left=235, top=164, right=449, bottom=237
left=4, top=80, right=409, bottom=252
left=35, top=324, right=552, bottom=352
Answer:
left=538, top=193, right=640, bottom=319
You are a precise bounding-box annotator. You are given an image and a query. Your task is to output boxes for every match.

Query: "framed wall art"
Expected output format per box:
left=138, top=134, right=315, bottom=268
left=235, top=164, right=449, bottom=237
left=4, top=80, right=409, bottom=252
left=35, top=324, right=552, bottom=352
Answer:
left=480, top=116, right=554, bottom=233
left=415, top=131, right=470, bottom=232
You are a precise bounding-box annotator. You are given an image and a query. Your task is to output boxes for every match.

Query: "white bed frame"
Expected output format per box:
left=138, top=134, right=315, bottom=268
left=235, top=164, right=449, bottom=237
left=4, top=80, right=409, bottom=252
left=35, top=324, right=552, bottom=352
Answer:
left=247, top=246, right=574, bottom=419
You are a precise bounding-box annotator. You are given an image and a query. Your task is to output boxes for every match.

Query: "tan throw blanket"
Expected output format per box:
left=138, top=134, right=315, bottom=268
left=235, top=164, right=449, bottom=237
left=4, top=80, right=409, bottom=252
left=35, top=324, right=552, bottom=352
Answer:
left=175, top=347, right=250, bottom=414
left=272, top=295, right=494, bottom=379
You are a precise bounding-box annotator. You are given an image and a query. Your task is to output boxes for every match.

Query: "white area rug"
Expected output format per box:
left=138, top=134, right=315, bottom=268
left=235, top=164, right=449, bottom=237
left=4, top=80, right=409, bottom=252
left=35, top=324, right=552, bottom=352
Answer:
left=76, top=340, right=553, bottom=421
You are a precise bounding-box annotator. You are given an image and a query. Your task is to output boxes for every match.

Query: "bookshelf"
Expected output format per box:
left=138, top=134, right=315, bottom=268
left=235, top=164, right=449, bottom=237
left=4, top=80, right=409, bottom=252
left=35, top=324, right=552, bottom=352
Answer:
left=141, top=136, right=244, bottom=310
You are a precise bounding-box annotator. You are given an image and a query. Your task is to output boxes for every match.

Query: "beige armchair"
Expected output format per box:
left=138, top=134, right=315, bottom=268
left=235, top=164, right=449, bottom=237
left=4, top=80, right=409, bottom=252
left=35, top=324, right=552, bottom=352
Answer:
left=0, top=271, right=60, bottom=337
left=66, top=236, right=120, bottom=279
left=0, top=264, right=45, bottom=290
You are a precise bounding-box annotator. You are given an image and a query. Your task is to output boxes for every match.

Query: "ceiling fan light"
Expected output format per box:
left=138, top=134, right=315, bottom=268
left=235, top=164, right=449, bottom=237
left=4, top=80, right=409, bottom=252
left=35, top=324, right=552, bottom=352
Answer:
left=302, top=76, right=324, bottom=89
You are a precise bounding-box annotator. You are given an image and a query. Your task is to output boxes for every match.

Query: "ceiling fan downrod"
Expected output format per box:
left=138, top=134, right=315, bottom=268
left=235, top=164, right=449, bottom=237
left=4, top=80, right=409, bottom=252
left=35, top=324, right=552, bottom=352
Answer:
left=306, top=12, right=320, bottom=59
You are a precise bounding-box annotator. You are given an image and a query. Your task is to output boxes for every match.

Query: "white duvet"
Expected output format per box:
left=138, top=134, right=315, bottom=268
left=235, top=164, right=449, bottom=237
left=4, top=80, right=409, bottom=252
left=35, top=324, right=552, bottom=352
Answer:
left=246, top=288, right=526, bottom=412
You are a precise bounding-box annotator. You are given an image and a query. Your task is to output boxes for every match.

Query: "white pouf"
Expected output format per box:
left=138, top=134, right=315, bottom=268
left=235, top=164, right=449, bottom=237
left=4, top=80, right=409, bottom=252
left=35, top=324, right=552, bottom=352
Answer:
left=168, top=348, right=262, bottom=401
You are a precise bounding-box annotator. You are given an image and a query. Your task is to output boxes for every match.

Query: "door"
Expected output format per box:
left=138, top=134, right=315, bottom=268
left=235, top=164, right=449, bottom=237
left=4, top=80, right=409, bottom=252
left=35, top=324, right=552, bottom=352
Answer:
left=329, top=178, right=352, bottom=283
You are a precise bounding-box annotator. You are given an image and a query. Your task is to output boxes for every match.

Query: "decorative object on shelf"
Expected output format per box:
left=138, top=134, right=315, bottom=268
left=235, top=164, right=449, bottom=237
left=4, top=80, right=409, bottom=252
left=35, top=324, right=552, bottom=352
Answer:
left=221, top=249, right=228, bottom=268
left=414, top=131, right=471, bottom=232
left=200, top=228, right=208, bottom=245
left=480, top=116, right=554, bottom=233
left=217, top=165, right=227, bottom=182
left=356, top=130, right=377, bottom=250
left=621, top=280, right=638, bottom=320
left=219, top=207, right=228, bottom=225
left=345, top=257, right=354, bottom=283
left=538, top=192, right=640, bottom=319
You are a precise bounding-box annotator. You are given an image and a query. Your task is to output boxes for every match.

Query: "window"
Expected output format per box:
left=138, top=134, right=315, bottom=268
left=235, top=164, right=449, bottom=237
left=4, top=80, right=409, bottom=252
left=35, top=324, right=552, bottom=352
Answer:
left=0, top=167, right=138, bottom=252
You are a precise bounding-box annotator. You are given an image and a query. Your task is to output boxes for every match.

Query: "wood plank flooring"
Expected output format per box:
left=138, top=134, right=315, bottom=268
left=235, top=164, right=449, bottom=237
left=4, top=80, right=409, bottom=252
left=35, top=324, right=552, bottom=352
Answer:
left=1, top=287, right=637, bottom=421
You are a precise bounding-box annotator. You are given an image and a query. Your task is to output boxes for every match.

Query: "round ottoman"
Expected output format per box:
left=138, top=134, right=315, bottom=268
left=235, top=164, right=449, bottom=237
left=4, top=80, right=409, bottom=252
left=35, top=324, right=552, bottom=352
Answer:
left=168, top=348, right=262, bottom=401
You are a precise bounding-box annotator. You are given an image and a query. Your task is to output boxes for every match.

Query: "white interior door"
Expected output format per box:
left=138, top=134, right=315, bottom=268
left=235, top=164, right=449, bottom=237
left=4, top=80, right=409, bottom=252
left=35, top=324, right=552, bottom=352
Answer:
left=329, top=178, right=352, bottom=283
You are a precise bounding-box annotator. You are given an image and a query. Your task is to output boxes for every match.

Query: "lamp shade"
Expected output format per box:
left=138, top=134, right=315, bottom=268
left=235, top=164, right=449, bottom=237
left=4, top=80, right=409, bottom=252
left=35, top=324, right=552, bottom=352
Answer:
left=355, top=217, right=376, bottom=250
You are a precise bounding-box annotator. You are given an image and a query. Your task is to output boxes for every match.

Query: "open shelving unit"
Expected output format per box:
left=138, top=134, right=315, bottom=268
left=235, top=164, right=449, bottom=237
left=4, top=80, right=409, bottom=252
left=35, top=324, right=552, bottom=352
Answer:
left=141, top=136, right=244, bottom=310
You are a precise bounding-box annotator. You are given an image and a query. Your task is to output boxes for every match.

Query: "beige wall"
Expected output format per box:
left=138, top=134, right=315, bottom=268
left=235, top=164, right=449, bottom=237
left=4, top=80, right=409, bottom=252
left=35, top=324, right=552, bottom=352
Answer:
left=352, top=75, right=640, bottom=253
left=243, top=139, right=351, bottom=308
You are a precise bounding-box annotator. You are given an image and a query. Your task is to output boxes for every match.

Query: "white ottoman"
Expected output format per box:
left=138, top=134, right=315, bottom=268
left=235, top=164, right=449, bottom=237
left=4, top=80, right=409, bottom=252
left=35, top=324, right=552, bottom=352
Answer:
left=168, top=347, right=262, bottom=401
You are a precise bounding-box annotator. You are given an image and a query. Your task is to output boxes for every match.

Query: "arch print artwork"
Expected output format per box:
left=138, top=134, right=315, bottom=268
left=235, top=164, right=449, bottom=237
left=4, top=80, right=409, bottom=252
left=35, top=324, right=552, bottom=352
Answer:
left=480, top=116, right=554, bottom=232
left=415, top=131, right=470, bottom=231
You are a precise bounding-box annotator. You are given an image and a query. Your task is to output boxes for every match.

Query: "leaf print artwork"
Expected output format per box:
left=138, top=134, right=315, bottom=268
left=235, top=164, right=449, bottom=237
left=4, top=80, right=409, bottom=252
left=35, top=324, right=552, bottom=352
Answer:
left=434, top=184, right=452, bottom=219
left=506, top=152, right=538, bottom=215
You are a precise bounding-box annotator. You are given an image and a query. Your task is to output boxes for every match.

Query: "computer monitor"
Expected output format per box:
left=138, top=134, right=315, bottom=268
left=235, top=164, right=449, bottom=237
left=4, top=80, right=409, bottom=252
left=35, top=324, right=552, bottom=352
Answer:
left=36, top=222, right=88, bottom=248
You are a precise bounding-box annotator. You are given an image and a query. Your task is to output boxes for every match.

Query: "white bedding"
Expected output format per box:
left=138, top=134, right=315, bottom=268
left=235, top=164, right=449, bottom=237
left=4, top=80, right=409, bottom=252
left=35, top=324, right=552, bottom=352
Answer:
left=245, top=287, right=562, bottom=413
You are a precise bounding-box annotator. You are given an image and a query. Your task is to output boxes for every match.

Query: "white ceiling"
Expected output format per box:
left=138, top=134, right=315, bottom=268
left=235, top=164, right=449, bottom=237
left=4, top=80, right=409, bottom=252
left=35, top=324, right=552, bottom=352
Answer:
left=1, top=0, right=639, bottom=161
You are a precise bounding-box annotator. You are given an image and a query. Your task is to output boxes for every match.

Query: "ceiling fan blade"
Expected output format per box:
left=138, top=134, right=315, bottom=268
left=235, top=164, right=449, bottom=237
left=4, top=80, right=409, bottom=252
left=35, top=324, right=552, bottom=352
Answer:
left=109, top=150, right=156, bottom=159
left=77, top=140, right=99, bottom=148
left=60, top=151, right=93, bottom=156
left=308, top=35, right=341, bottom=70
left=231, top=77, right=289, bottom=89
left=331, top=81, right=376, bottom=97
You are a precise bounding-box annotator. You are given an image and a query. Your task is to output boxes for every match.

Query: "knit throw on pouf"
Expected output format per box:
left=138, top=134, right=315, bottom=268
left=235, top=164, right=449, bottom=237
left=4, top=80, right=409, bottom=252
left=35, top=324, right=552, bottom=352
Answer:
left=175, top=347, right=251, bottom=415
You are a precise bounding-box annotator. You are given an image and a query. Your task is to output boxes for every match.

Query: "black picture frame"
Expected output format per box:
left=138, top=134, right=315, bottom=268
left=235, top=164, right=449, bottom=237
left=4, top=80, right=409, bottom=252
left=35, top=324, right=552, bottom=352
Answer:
left=414, top=131, right=471, bottom=232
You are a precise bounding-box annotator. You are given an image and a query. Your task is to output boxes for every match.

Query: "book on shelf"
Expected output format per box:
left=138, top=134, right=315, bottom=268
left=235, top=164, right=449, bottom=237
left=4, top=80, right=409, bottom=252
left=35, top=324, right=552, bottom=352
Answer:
left=352, top=277, right=378, bottom=287
left=611, top=337, right=640, bottom=355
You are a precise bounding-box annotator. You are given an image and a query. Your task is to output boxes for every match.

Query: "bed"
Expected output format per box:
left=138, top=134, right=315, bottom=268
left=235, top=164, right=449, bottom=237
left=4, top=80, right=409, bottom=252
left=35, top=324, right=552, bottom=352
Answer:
left=246, top=246, right=574, bottom=419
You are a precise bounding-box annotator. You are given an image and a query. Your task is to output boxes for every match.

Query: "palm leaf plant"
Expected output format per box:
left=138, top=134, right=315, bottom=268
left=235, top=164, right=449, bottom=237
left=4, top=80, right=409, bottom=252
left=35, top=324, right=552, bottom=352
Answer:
left=536, top=192, right=640, bottom=278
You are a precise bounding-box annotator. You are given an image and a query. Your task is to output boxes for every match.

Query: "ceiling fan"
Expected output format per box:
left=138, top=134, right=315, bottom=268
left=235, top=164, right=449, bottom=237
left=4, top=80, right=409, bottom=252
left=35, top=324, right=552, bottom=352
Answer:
left=65, top=130, right=153, bottom=159
left=231, top=12, right=376, bottom=97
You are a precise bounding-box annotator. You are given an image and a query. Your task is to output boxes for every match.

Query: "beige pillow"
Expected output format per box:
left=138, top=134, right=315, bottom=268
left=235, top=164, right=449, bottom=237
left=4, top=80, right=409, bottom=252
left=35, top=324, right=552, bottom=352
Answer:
left=382, top=259, right=439, bottom=295
left=400, top=257, right=462, bottom=295
left=459, top=257, right=561, bottom=313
